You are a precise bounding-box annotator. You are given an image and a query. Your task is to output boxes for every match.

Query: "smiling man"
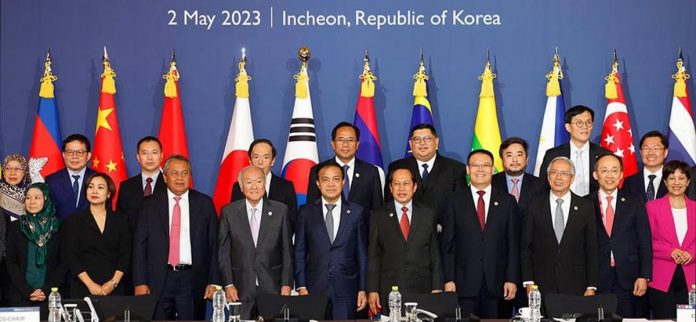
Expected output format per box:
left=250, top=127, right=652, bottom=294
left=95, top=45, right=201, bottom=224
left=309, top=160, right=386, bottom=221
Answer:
left=45, top=134, right=96, bottom=219
left=624, top=131, right=669, bottom=203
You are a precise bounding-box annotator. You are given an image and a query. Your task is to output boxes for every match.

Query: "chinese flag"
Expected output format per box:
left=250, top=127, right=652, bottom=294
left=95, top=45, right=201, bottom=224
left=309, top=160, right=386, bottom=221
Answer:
left=158, top=54, right=192, bottom=177
left=92, top=49, right=128, bottom=208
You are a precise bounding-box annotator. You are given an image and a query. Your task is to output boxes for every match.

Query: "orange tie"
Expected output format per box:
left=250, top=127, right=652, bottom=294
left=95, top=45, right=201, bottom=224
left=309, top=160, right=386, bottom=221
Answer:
left=400, top=207, right=410, bottom=240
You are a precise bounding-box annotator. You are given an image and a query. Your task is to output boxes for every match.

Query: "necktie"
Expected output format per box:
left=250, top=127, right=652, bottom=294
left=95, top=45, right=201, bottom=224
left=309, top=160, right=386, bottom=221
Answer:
left=575, top=150, right=586, bottom=196
left=325, top=204, right=336, bottom=243
left=144, top=177, right=153, bottom=196
left=554, top=198, right=565, bottom=243
left=421, top=164, right=429, bottom=181
left=511, top=178, right=520, bottom=202
left=250, top=207, right=259, bottom=246
left=476, top=191, right=486, bottom=231
left=342, top=165, right=350, bottom=199
left=168, top=196, right=182, bottom=266
left=400, top=206, right=410, bottom=240
left=604, top=195, right=616, bottom=267
left=72, top=175, right=80, bottom=207
left=646, top=174, right=656, bottom=201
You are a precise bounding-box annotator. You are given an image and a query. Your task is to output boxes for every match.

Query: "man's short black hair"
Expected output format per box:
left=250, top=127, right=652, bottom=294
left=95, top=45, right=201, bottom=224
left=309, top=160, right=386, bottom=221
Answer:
left=499, top=137, right=529, bottom=158
left=136, top=136, right=162, bottom=153
left=62, top=134, right=91, bottom=152
left=388, top=165, right=416, bottom=184
left=409, top=123, right=438, bottom=138
left=467, top=149, right=494, bottom=164
left=315, top=161, right=344, bottom=181
left=594, top=152, right=624, bottom=171
left=639, top=130, right=669, bottom=149
left=564, top=105, right=595, bottom=124
left=248, top=139, right=277, bottom=159
left=331, top=122, right=360, bottom=141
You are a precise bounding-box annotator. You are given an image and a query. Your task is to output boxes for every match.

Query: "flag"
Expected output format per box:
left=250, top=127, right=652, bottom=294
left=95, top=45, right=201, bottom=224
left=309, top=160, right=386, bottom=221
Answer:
left=281, top=51, right=319, bottom=206
left=470, top=57, right=503, bottom=173
left=405, top=52, right=435, bottom=157
left=158, top=51, right=192, bottom=172
left=29, top=51, right=63, bottom=181
left=212, top=53, right=254, bottom=214
left=601, top=53, right=638, bottom=181
left=92, top=48, right=128, bottom=207
left=666, top=52, right=696, bottom=166
left=533, top=52, right=569, bottom=176
left=353, top=51, right=385, bottom=191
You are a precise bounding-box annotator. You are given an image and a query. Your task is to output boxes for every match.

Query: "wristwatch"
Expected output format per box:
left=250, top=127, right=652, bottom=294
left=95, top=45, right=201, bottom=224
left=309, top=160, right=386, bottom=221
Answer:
left=111, top=280, right=119, bottom=288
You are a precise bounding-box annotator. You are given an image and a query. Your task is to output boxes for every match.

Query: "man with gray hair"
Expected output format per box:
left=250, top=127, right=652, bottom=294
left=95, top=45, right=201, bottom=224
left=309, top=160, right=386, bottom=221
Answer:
left=521, top=156, right=599, bottom=296
left=218, top=165, right=293, bottom=319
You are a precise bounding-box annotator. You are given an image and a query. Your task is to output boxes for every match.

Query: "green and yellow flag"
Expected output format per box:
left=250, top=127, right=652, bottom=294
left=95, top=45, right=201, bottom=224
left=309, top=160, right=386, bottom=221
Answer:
left=470, top=57, right=503, bottom=173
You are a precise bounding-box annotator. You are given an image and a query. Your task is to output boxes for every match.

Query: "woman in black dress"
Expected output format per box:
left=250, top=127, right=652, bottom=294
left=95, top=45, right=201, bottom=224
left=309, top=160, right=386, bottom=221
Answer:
left=62, top=172, right=131, bottom=298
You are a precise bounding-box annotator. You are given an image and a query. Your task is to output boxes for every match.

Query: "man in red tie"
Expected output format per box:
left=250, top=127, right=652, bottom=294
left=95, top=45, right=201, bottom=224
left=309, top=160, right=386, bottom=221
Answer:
left=588, top=153, right=652, bottom=318
left=441, top=149, right=520, bottom=318
left=133, top=155, right=219, bottom=320
left=367, top=165, right=443, bottom=316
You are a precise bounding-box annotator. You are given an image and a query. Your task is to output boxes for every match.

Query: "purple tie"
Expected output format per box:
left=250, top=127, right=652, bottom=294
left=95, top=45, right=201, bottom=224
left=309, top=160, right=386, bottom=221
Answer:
left=250, top=207, right=259, bottom=246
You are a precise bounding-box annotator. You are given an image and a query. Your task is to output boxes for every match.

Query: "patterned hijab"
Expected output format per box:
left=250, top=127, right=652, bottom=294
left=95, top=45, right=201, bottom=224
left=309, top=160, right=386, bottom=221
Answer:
left=20, top=182, right=61, bottom=265
left=0, top=154, right=31, bottom=219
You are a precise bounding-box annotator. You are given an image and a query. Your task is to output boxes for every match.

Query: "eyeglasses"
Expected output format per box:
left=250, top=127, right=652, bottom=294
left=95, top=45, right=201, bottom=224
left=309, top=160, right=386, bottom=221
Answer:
left=3, top=167, right=24, bottom=173
left=64, top=150, right=88, bottom=157
left=548, top=170, right=574, bottom=178
left=641, top=146, right=665, bottom=152
left=411, top=136, right=434, bottom=144
left=597, top=168, right=621, bottom=176
left=469, top=163, right=493, bottom=170
left=572, top=120, right=593, bottom=128
left=335, top=138, right=357, bottom=145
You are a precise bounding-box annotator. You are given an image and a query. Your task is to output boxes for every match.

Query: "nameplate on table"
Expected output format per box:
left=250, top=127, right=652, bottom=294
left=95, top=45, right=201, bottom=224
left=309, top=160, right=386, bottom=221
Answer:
left=676, top=304, right=695, bottom=322
left=0, top=307, right=40, bottom=322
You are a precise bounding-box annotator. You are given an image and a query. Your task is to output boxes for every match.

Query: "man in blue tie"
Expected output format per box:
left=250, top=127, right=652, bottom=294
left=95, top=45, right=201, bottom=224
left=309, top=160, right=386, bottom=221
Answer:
left=623, top=131, right=669, bottom=203
left=45, top=134, right=96, bottom=219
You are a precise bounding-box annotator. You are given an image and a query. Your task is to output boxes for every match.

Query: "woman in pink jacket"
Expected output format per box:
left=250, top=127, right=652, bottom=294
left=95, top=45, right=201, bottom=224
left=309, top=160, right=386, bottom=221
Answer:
left=646, top=160, right=695, bottom=319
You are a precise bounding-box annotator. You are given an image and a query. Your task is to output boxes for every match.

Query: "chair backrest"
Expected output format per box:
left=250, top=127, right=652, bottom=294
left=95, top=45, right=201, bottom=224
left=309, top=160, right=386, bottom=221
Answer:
left=401, top=292, right=459, bottom=318
left=256, top=293, right=329, bottom=320
left=96, top=295, right=157, bottom=322
left=544, top=293, right=618, bottom=318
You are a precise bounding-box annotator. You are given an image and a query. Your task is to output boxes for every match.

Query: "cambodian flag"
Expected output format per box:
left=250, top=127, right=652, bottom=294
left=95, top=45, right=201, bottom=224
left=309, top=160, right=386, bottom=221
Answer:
left=29, top=51, right=63, bottom=181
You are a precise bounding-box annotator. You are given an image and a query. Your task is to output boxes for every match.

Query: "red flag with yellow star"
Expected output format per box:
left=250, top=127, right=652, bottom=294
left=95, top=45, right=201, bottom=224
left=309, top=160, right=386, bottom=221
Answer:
left=92, top=48, right=128, bottom=208
left=158, top=52, right=192, bottom=173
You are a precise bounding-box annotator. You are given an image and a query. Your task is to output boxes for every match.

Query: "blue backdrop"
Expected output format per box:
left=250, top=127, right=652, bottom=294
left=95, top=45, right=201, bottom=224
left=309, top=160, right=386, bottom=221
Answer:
left=2, top=0, right=695, bottom=195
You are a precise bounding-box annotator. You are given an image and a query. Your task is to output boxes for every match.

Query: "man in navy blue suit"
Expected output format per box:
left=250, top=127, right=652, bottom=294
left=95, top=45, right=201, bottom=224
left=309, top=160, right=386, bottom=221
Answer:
left=623, top=131, right=669, bottom=203
left=295, top=162, right=368, bottom=319
left=45, top=134, right=96, bottom=219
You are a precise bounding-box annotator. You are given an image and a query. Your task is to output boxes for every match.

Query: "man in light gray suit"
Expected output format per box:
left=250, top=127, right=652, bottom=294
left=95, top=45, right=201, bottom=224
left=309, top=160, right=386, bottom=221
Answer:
left=218, top=166, right=294, bottom=319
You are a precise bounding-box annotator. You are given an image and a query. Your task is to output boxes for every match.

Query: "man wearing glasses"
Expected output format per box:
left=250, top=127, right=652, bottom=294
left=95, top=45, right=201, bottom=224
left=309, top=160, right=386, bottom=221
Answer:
left=385, top=123, right=466, bottom=222
left=623, top=131, right=669, bottom=203
left=539, top=105, right=611, bottom=196
left=45, top=134, right=96, bottom=219
left=521, top=156, right=598, bottom=297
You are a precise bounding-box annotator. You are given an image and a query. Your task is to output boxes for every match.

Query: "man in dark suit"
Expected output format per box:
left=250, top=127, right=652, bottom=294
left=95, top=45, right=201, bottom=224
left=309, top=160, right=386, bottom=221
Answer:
left=539, top=105, right=611, bottom=197
left=441, top=149, right=519, bottom=318
left=133, top=155, right=218, bottom=320
left=295, top=162, right=368, bottom=319
left=385, top=123, right=466, bottom=219
left=45, top=134, right=96, bottom=219
left=231, top=139, right=297, bottom=231
left=492, top=137, right=544, bottom=215
left=623, top=131, right=669, bottom=203
left=307, top=122, right=383, bottom=214
left=522, top=156, right=599, bottom=296
left=219, top=165, right=293, bottom=319
left=589, top=153, right=652, bottom=318
left=367, top=166, right=443, bottom=315
left=116, top=136, right=166, bottom=232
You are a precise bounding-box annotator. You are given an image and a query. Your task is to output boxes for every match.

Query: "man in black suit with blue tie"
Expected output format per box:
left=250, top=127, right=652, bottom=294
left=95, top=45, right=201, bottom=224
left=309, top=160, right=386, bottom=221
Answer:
left=588, top=153, right=652, bottom=318
left=307, top=122, right=383, bottom=214
left=45, top=134, right=96, bottom=219
left=441, top=149, right=520, bottom=318
left=623, top=131, right=669, bottom=203
left=295, top=162, right=368, bottom=319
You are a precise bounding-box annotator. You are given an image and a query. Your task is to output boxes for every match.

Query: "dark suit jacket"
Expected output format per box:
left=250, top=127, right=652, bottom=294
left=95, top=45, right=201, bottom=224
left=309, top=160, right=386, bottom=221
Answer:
left=218, top=198, right=293, bottom=303
left=231, top=174, right=298, bottom=231
left=45, top=167, right=97, bottom=219
left=307, top=158, right=383, bottom=213
left=4, top=221, right=66, bottom=306
left=587, top=190, right=652, bottom=292
left=521, top=192, right=599, bottom=295
left=116, top=173, right=166, bottom=232
left=385, top=154, right=466, bottom=215
left=492, top=172, right=544, bottom=215
left=367, top=202, right=443, bottom=308
left=623, top=168, right=668, bottom=204
left=294, top=198, right=367, bottom=299
left=539, top=143, right=610, bottom=196
left=686, top=166, right=696, bottom=200
left=132, top=189, right=219, bottom=317
left=441, top=186, right=520, bottom=297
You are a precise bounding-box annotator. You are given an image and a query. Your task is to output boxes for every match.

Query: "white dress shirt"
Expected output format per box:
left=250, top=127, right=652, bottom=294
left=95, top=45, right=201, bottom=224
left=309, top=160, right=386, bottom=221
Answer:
left=549, top=191, right=572, bottom=228
left=321, top=197, right=342, bottom=238
left=470, top=185, right=492, bottom=222
left=68, top=167, right=87, bottom=205
left=265, top=172, right=272, bottom=196
left=394, top=200, right=413, bottom=223
left=416, top=155, right=437, bottom=178
left=335, top=157, right=356, bottom=189
left=643, top=167, right=663, bottom=194
left=141, top=171, right=161, bottom=190
left=167, top=189, right=192, bottom=265
left=672, top=208, right=688, bottom=245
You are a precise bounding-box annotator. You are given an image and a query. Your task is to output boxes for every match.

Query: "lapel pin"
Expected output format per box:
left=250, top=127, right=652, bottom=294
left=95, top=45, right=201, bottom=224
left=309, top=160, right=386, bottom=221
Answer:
left=347, top=209, right=351, bottom=214
left=356, top=173, right=360, bottom=178
left=573, top=206, right=578, bottom=211
left=621, top=197, right=625, bottom=202
left=389, top=213, right=394, bottom=217
left=494, top=201, right=499, bottom=206
left=268, top=211, right=273, bottom=216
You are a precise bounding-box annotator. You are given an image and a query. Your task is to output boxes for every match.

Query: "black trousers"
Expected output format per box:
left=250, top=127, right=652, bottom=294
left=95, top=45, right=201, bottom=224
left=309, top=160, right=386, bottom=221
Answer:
left=648, top=265, right=688, bottom=319
left=154, top=269, right=197, bottom=321
left=458, top=274, right=500, bottom=318
left=602, top=267, right=648, bottom=318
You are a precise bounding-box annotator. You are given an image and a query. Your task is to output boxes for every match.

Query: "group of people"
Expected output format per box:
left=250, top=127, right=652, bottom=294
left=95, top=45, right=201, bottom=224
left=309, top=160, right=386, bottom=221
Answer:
left=0, top=104, right=693, bottom=321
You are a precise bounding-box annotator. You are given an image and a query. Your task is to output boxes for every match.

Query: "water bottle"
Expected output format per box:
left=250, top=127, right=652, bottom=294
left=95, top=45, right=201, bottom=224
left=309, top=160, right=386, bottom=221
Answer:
left=212, top=285, right=226, bottom=322
left=528, top=285, right=541, bottom=322
left=48, top=287, right=62, bottom=322
left=388, top=286, right=402, bottom=322
left=689, top=284, right=696, bottom=307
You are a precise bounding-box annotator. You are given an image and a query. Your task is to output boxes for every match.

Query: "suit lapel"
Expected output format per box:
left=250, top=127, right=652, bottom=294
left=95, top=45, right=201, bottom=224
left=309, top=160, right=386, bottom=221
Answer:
left=562, top=194, right=584, bottom=245
left=256, top=199, right=274, bottom=248
left=333, top=200, right=352, bottom=244
left=235, top=201, right=255, bottom=247
left=486, top=189, right=502, bottom=230
left=388, top=203, right=407, bottom=243
left=268, top=175, right=280, bottom=201
left=464, top=189, right=483, bottom=231
left=540, top=193, right=557, bottom=242
left=348, top=159, right=364, bottom=199
left=158, top=193, right=171, bottom=239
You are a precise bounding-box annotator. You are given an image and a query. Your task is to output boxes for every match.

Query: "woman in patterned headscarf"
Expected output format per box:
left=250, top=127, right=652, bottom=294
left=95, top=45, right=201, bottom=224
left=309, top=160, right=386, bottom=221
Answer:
left=4, top=182, right=65, bottom=306
left=0, top=154, right=32, bottom=222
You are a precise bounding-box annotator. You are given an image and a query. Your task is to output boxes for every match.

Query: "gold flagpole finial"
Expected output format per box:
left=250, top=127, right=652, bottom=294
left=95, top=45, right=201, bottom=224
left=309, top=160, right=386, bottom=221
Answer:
left=546, top=48, right=563, bottom=97
left=170, top=49, right=176, bottom=63
left=412, top=49, right=428, bottom=97
left=486, top=48, right=491, bottom=64
left=673, top=48, right=690, bottom=98
left=364, top=49, right=370, bottom=65
left=40, top=49, right=58, bottom=98
left=241, top=47, right=247, bottom=63
left=298, top=47, right=311, bottom=67
left=612, top=49, right=619, bottom=73
left=103, top=46, right=110, bottom=62
left=360, top=49, right=376, bottom=97
left=46, top=48, right=52, bottom=62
